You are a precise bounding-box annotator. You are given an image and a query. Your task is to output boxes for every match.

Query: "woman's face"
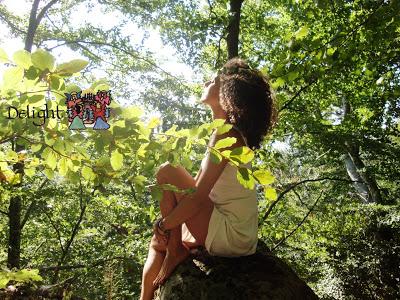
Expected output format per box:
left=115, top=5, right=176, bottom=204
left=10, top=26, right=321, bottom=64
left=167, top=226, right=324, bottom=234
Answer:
left=200, top=74, right=220, bottom=106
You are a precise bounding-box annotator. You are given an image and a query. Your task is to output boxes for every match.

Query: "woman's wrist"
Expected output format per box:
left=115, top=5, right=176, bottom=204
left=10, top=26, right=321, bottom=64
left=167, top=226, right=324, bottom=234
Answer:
left=158, top=217, right=170, bottom=235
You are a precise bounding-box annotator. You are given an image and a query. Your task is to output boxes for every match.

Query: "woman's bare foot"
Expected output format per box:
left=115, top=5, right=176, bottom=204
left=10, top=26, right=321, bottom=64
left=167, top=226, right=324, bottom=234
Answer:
left=153, top=244, right=190, bottom=287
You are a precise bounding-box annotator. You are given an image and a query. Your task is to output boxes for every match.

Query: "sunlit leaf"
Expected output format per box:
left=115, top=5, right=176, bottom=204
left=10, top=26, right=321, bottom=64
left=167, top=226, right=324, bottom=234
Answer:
left=295, top=26, right=309, bottom=39
left=31, top=49, right=55, bottom=71
left=13, top=50, right=32, bottom=69
left=253, top=169, right=275, bottom=185
left=82, top=165, right=96, bottom=180
left=0, top=48, right=9, bottom=62
left=110, top=149, right=123, bottom=171
left=215, top=137, right=236, bottom=149
left=56, top=59, right=89, bottom=74
left=264, top=187, right=278, bottom=201
left=236, top=167, right=255, bottom=189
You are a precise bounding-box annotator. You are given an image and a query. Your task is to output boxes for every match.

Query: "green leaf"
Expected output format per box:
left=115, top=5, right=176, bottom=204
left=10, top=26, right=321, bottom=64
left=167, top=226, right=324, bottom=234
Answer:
left=376, top=77, right=384, bottom=85
left=41, top=147, right=57, bottom=170
left=50, top=74, right=64, bottom=90
left=0, top=48, right=9, bottom=62
left=30, top=144, right=42, bottom=153
left=82, top=165, right=96, bottom=180
left=151, top=185, right=163, bottom=202
left=271, top=77, right=285, bottom=89
left=214, top=137, right=237, bottom=149
left=56, top=59, right=89, bottom=74
left=6, top=150, right=18, bottom=163
left=147, top=117, right=161, bottom=129
left=110, top=149, right=123, bottom=171
left=0, top=276, right=9, bottom=289
left=287, top=71, right=299, bottom=82
left=65, top=84, right=81, bottom=93
left=12, top=269, right=43, bottom=283
left=43, top=168, right=54, bottom=179
left=326, top=47, right=336, bottom=56
left=131, top=175, right=147, bottom=186
left=121, top=105, right=143, bottom=120
left=13, top=50, right=32, bottom=69
left=236, top=167, right=255, bottom=189
left=58, top=157, right=69, bottom=176
left=295, top=26, right=309, bottom=40
left=216, top=123, right=233, bottom=135
left=265, top=187, right=277, bottom=201
left=253, top=169, right=275, bottom=185
left=209, top=150, right=222, bottom=164
left=25, top=167, right=36, bottom=177
left=31, top=49, right=55, bottom=71
left=230, top=146, right=254, bottom=164
left=160, top=183, right=180, bottom=192
left=3, top=66, right=24, bottom=89
left=209, top=119, right=226, bottom=129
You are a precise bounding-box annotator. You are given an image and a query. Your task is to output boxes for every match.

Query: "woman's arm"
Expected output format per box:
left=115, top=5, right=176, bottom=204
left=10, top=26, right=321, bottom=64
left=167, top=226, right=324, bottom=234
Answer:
left=162, top=128, right=245, bottom=231
left=194, top=167, right=202, bottom=183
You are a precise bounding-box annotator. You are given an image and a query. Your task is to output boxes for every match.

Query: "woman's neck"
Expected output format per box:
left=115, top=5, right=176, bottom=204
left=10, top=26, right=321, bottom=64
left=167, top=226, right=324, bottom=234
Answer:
left=211, top=106, right=227, bottom=121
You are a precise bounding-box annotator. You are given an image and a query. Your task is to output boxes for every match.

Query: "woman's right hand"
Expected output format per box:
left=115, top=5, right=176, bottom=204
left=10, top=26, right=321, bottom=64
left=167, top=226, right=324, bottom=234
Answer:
left=153, top=218, right=169, bottom=244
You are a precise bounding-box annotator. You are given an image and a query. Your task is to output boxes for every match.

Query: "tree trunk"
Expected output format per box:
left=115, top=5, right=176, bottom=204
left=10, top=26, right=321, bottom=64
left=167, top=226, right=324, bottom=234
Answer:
left=226, top=0, right=243, bottom=59
left=7, top=0, right=40, bottom=269
left=341, top=96, right=382, bottom=203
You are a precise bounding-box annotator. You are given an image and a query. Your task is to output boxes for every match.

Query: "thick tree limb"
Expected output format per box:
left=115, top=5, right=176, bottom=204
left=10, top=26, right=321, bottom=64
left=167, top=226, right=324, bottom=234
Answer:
left=35, top=0, right=58, bottom=26
left=226, top=0, right=243, bottom=58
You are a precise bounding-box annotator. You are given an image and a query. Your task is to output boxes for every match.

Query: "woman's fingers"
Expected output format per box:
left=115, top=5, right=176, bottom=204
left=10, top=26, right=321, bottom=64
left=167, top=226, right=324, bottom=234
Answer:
left=153, top=226, right=168, bottom=243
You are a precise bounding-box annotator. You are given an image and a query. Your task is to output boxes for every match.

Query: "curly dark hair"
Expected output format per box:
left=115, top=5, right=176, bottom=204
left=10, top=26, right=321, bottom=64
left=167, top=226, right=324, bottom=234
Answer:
left=218, top=57, right=278, bottom=150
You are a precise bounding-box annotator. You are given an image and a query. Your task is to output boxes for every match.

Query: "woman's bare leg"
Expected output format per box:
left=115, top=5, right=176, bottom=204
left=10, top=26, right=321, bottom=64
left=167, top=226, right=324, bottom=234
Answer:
left=140, top=162, right=194, bottom=298
left=139, top=235, right=166, bottom=300
left=152, top=162, right=214, bottom=286
left=152, top=172, right=190, bottom=286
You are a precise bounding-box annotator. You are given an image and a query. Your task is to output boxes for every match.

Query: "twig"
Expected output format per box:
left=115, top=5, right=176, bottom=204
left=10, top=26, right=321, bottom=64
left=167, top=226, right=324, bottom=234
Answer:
left=259, top=176, right=364, bottom=225
left=271, top=189, right=325, bottom=251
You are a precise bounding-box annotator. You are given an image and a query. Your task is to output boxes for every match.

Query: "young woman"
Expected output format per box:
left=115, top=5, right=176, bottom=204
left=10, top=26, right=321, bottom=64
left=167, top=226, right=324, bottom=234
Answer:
left=140, top=57, right=277, bottom=300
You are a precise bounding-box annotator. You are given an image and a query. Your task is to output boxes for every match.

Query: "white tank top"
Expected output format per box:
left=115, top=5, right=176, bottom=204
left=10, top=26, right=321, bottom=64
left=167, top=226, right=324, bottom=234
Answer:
left=200, top=125, right=257, bottom=220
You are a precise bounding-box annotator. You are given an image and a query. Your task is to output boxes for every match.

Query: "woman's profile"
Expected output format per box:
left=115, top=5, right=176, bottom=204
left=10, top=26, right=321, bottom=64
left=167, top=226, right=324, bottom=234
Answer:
left=140, top=57, right=278, bottom=300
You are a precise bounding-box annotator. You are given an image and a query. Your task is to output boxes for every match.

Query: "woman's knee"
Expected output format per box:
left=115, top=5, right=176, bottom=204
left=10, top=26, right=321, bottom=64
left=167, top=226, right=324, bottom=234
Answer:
left=156, top=162, right=173, bottom=183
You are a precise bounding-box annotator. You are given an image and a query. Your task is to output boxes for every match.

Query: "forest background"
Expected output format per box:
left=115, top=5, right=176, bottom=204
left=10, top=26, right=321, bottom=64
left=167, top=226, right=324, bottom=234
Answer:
left=0, top=0, right=399, bottom=299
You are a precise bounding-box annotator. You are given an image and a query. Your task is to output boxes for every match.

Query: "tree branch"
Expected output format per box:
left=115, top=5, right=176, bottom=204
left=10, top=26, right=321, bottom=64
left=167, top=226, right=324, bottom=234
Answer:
left=42, top=208, right=64, bottom=253
left=271, top=189, right=325, bottom=251
left=20, top=179, right=49, bottom=230
left=259, top=176, right=364, bottom=225
left=25, top=0, right=41, bottom=52
left=45, top=38, right=188, bottom=85
left=34, top=256, right=128, bottom=272
left=0, top=8, right=27, bottom=35
left=36, top=0, right=58, bottom=26
left=279, top=77, right=318, bottom=112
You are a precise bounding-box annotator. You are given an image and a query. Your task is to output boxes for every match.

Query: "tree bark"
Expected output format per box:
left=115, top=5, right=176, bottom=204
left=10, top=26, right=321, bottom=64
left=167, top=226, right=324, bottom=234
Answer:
left=226, top=0, right=243, bottom=59
left=341, top=96, right=382, bottom=203
left=7, top=0, right=57, bottom=269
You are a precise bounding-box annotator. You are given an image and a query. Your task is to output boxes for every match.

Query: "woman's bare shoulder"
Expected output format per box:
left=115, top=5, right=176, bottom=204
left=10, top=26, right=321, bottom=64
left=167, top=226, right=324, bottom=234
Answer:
left=212, top=126, right=246, bottom=148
